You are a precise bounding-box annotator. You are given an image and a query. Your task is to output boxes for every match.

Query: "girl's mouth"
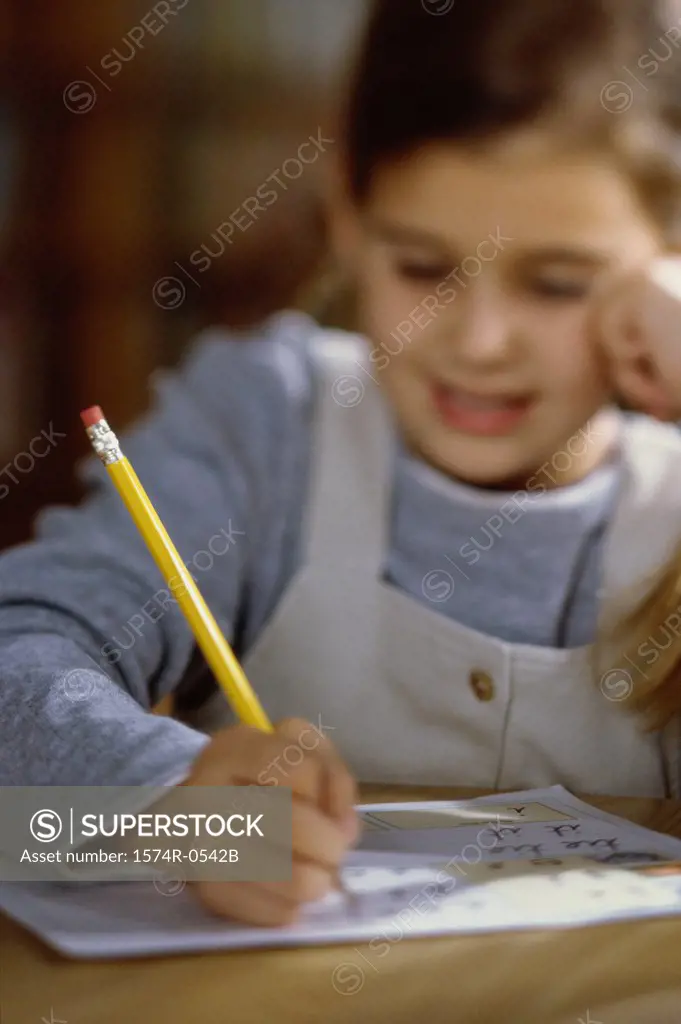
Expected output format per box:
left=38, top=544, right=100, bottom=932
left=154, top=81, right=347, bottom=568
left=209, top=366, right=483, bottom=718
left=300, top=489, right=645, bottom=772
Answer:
left=431, top=382, right=533, bottom=437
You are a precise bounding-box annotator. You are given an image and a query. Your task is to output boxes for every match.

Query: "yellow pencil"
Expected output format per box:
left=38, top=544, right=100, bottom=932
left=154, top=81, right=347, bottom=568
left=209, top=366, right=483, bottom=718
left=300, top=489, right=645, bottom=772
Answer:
left=80, top=405, right=273, bottom=732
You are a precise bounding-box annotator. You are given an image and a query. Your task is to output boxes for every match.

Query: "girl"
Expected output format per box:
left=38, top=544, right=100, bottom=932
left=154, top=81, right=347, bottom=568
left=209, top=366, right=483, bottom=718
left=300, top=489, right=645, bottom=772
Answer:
left=2, top=0, right=681, bottom=925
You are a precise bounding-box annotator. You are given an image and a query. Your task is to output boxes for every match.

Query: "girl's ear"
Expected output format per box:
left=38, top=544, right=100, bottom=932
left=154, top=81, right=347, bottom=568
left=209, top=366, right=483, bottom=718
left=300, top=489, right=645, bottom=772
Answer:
left=323, top=154, right=363, bottom=271
left=296, top=153, right=360, bottom=330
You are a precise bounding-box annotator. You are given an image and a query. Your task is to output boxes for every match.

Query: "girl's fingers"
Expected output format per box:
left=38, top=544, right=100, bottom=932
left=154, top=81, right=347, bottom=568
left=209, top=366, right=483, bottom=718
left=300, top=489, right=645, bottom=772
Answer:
left=593, top=271, right=646, bottom=361
left=249, top=860, right=334, bottom=906
left=593, top=258, right=681, bottom=419
left=322, top=755, right=359, bottom=837
left=614, top=361, right=667, bottom=410
left=275, top=717, right=359, bottom=828
left=200, top=722, right=348, bottom=813
left=196, top=880, right=301, bottom=926
left=185, top=719, right=358, bottom=907
left=196, top=856, right=336, bottom=925
left=183, top=720, right=358, bottom=928
left=190, top=725, right=291, bottom=786
left=243, top=798, right=350, bottom=871
left=291, top=798, right=350, bottom=869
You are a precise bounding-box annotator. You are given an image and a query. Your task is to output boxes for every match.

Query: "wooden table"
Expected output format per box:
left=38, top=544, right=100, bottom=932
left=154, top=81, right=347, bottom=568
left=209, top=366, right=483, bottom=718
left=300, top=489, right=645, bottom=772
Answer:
left=2, top=786, right=681, bottom=1024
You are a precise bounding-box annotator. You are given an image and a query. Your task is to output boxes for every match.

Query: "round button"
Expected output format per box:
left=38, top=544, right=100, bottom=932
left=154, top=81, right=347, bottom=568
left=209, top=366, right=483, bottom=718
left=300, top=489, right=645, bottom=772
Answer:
left=469, top=670, right=495, bottom=702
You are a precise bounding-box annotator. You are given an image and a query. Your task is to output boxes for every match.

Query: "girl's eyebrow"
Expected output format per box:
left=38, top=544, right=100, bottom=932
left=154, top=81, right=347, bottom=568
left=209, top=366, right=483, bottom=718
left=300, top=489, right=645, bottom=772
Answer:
left=518, top=247, right=613, bottom=269
left=368, top=220, right=613, bottom=268
left=366, top=218, right=453, bottom=253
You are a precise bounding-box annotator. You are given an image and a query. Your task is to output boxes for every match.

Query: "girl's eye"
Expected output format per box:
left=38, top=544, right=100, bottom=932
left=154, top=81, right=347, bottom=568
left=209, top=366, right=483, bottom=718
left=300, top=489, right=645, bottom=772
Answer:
left=530, top=277, right=593, bottom=300
left=394, top=261, right=452, bottom=283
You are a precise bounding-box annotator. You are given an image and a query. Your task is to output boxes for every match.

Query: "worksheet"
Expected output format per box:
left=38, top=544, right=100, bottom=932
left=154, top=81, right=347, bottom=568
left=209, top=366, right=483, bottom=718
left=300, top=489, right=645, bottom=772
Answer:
left=2, top=785, right=681, bottom=960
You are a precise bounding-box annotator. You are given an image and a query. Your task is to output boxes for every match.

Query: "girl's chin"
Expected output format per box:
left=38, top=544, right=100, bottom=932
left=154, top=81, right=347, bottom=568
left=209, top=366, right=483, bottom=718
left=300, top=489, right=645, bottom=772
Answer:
left=415, top=435, right=529, bottom=489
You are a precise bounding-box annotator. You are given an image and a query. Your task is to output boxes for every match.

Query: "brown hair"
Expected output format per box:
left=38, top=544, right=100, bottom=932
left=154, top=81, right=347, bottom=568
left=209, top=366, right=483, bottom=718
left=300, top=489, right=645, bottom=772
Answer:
left=344, top=0, right=681, bottom=240
left=342, top=0, right=681, bottom=725
left=607, top=549, right=681, bottom=728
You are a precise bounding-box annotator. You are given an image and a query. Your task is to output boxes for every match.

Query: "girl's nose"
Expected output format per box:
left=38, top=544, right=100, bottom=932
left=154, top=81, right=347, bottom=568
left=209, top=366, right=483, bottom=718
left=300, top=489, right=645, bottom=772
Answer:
left=449, top=282, right=516, bottom=367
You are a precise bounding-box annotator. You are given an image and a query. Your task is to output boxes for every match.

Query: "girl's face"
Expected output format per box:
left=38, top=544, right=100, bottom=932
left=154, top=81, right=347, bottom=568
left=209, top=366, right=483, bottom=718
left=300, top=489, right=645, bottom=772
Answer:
left=339, top=140, right=662, bottom=488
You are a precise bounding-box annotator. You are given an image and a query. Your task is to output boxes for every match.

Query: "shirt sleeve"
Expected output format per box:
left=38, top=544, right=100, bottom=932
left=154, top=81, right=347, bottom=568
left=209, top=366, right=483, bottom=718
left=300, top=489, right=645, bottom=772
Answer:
left=0, top=311, right=317, bottom=788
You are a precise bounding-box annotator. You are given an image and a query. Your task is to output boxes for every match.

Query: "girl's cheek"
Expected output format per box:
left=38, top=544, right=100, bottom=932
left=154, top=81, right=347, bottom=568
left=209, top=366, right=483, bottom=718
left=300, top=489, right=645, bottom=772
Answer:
left=527, top=306, right=593, bottom=368
left=362, top=286, right=419, bottom=341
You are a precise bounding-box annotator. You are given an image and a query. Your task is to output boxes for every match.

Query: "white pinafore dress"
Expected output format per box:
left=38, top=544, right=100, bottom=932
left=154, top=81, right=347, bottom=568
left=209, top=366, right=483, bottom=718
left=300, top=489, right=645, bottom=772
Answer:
left=194, top=334, right=681, bottom=798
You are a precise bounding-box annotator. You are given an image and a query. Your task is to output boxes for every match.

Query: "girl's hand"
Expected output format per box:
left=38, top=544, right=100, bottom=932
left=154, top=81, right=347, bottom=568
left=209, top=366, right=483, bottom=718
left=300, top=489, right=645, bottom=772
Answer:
left=183, top=718, right=359, bottom=926
left=596, top=256, right=681, bottom=421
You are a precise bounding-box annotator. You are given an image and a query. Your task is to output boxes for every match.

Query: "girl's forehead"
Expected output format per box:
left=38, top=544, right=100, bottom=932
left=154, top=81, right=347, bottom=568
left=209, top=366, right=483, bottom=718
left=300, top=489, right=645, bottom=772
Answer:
left=364, top=142, right=661, bottom=256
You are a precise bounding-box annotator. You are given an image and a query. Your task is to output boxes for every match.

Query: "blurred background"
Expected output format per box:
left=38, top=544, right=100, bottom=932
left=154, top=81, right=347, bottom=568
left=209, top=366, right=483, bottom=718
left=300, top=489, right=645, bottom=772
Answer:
left=0, top=0, right=369, bottom=549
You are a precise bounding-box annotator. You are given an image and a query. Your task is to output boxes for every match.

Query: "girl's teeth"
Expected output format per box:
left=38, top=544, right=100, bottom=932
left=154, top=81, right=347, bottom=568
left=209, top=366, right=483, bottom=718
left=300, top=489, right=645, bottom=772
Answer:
left=446, top=389, right=520, bottom=411
left=433, top=383, right=530, bottom=436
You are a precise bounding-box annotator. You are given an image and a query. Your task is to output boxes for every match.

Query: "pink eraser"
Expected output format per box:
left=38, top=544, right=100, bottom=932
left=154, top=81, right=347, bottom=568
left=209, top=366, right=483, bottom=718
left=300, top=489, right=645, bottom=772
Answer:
left=80, top=405, right=104, bottom=427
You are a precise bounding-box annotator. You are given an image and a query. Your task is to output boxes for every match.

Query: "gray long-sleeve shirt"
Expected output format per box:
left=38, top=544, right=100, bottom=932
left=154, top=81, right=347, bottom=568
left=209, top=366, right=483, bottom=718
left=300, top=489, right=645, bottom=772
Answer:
left=0, top=312, right=620, bottom=788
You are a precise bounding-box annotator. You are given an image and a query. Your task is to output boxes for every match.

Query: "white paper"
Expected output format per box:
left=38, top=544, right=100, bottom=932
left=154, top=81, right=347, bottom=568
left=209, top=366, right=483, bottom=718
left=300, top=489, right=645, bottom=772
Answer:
left=2, top=785, right=681, bottom=959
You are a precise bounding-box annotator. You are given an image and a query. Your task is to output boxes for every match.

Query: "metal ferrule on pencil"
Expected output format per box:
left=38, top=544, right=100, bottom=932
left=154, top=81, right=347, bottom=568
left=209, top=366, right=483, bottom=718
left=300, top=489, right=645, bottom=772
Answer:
left=85, top=419, right=123, bottom=466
